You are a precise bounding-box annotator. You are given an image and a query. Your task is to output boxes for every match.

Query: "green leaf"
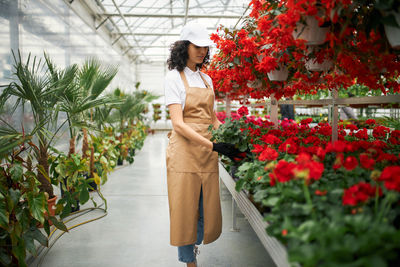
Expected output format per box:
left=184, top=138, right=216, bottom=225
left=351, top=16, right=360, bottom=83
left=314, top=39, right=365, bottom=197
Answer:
left=235, top=179, right=246, bottom=192
left=0, top=199, right=9, bottom=229
left=8, top=188, right=21, bottom=211
left=253, top=189, right=269, bottom=203
left=10, top=164, right=23, bottom=182
left=79, top=184, right=90, bottom=204
left=238, top=162, right=251, bottom=172
left=48, top=216, right=68, bottom=232
left=27, top=192, right=45, bottom=223
left=0, top=247, right=11, bottom=265
left=262, top=196, right=280, bottom=207
left=13, top=238, right=27, bottom=267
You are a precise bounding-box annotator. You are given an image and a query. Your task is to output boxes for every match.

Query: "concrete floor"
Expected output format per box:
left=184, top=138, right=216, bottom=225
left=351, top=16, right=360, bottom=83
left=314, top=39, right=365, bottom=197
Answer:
left=29, top=132, right=275, bottom=267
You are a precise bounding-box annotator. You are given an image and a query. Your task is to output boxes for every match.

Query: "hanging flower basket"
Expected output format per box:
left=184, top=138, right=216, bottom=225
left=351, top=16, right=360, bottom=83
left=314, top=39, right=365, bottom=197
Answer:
left=232, top=81, right=240, bottom=89
left=267, top=64, right=288, bottom=81
left=247, top=78, right=263, bottom=88
left=384, top=12, right=400, bottom=50
left=292, top=15, right=329, bottom=45
left=305, top=57, right=333, bottom=72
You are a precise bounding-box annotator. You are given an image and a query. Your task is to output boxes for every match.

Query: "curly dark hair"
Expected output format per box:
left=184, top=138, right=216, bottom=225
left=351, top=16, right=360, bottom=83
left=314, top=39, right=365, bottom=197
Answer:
left=167, top=40, right=210, bottom=71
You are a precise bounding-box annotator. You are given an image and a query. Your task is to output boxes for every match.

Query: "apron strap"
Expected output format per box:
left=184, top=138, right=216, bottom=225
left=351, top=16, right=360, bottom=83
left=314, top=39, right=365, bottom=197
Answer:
left=179, top=72, right=190, bottom=90
left=199, top=73, right=211, bottom=89
left=179, top=71, right=211, bottom=89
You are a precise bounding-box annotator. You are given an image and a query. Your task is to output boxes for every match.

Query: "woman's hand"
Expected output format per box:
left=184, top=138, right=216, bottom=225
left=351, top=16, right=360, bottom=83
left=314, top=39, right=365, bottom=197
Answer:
left=212, top=142, right=245, bottom=161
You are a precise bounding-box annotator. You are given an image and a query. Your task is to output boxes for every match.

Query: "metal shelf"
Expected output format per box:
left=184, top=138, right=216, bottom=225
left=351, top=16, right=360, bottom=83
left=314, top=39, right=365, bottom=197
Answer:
left=219, top=162, right=290, bottom=267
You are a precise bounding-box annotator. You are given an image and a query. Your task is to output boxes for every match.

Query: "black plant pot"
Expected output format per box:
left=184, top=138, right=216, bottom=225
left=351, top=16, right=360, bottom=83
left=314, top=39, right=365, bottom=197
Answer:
left=128, top=148, right=136, bottom=156
left=117, top=157, right=124, bottom=166
left=60, top=177, right=80, bottom=212
left=83, top=172, right=97, bottom=192
left=230, top=165, right=240, bottom=182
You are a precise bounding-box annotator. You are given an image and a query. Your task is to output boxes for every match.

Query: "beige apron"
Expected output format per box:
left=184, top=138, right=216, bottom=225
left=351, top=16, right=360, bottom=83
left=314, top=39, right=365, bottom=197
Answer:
left=166, top=71, right=222, bottom=247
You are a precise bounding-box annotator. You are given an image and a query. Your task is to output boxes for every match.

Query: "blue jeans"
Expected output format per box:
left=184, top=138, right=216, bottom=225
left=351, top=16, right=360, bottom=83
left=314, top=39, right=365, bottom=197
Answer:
left=178, top=186, right=204, bottom=263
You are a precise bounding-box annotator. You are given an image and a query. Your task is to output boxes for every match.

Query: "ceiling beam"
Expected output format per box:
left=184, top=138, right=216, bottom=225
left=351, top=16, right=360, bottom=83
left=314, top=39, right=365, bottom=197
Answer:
left=110, top=0, right=149, bottom=61
left=184, top=0, right=189, bottom=25
left=118, top=33, right=179, bottom=36
left=101, top=13, right=242, bottom=19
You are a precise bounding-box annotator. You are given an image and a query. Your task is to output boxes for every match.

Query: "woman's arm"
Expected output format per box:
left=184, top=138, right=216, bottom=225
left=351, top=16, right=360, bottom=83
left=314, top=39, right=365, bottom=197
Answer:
left=169, top=103, right=213, bottom=151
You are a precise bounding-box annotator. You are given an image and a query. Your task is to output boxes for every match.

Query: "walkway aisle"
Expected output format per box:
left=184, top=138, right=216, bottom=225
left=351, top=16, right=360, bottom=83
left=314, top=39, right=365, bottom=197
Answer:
left=30, top=132, right=275, bottom=267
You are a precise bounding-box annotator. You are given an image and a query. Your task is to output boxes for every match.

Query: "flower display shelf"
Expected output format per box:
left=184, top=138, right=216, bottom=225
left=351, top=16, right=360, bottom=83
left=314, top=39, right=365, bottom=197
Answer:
left=218, top=162, right=290, bottom=267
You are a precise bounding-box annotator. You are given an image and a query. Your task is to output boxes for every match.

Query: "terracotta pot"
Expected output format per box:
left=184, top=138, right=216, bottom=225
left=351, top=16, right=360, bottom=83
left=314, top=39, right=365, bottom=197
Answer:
left=267, top=64, right=288, bottom=81
left=38, top=195, right=57, bottom=228
left=292, top=15, right=329, bottom=45
left=384, top=12, right=400, bottom=50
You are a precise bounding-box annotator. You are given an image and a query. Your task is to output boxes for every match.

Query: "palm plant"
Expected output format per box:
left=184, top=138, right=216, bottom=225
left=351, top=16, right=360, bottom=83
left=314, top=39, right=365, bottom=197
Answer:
left=0, top=52, right=76, bottom=198
left=56, top=58, right=118, bottom=158
left=109, top=86, right=158, bottom=132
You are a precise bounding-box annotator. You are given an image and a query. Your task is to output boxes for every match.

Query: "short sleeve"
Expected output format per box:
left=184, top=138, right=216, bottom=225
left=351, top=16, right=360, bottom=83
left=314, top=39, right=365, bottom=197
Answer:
left=164, top=72, right=183, bottom=107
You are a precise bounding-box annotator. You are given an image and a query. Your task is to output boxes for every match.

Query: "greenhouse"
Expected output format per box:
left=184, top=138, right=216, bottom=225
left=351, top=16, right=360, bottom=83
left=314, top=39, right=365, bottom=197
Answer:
left=1, top=0, right=400, bottom=266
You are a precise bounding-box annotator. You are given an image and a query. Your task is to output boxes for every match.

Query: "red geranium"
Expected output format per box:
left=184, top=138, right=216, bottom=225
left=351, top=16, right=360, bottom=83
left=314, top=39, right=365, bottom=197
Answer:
left=261, top=134, right=282, bottom=145
left=355, top=128, right=369, bottom=140
left=259, top=147, right=279, bottom=161
left=359, top=154, right=375, bottom=170
left=379, top=166, right=400, bottom=192
left=343, top=156, right=358, bottom=171
left=272, top=160, right=296, bottom=183
left=365, top=119, right=376, bottom=125
left=237, top=106, right=249, bottom=117
left=342, top=182, right=381, bottom=206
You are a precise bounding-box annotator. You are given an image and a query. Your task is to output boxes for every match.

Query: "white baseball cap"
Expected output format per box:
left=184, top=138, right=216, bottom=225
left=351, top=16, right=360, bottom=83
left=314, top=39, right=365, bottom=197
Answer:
left=179, top=22, right=213, bottom=47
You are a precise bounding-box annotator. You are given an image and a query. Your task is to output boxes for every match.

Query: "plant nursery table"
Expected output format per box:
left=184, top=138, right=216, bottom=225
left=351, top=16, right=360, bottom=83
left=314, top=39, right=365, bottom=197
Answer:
left=219, top=162, right=290, bottom=267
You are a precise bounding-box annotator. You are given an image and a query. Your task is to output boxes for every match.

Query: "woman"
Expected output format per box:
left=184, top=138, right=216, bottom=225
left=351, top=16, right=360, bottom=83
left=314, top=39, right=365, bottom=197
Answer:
left=164, top=22, right=243, bottom=266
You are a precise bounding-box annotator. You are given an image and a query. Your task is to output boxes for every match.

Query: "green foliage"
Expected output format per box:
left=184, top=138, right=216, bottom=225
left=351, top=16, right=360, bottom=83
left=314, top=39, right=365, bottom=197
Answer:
left=0, top=141, right=67, bottom=267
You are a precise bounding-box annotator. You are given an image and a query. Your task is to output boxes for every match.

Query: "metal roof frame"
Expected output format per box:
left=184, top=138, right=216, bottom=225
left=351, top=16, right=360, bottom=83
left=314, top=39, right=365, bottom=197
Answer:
left=67, top=0, right=250, bottom=63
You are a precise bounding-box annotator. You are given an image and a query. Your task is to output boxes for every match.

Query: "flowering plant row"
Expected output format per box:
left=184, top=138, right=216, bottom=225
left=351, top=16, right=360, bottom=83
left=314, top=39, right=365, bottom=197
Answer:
left=207, top=0, right=400, bottom=101
left=211, top=106, right=400, bottom=266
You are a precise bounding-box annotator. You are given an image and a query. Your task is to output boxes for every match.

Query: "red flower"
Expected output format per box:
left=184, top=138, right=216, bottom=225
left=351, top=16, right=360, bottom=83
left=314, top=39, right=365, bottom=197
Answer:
left=342, top=182, right=380, bottom=206
left=272, top=160, right=296, bottom=183
left=300, top=118, right=313, bottom=125
left=345, top=124, right=358, bottom=131
left=372, top=125, right=390, bottom=139
left=315, top=189, right=327, bottom=196
left=365, top=119, right=376, bottom=125
left=282, top=229, right=288, bottom=236
left=379, top=166, right=400, bottom=192
left=293, top=153, right=325, bottom=182
left=269, top=173, right=276, bottom=186
left=237, top=106, right=249, bottom=117
left=355, top=128, right=368, bottom=140
left=359, top=154, right=375, bottom=170
left=343, top=156, right=358, bottom=171
left=333, top=153, right=344, bottom=170
left=261, top=134, right=282, bottom=145
left=316, top=147, right=326, bottom=161
left=258, top=147, right=279, bottom=161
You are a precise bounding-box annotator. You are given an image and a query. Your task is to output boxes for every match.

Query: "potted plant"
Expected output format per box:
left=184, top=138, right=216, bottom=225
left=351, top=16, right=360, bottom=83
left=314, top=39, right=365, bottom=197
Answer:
left=0, top=51, right=76, bottom=200
left=50, top=151, right=91, bottom=215
left=0, top=127, right=67, bottom=267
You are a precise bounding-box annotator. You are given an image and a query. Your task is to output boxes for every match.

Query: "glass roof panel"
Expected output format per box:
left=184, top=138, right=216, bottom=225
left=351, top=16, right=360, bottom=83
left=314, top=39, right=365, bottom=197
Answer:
left=98, top=0, right=250, bottom=63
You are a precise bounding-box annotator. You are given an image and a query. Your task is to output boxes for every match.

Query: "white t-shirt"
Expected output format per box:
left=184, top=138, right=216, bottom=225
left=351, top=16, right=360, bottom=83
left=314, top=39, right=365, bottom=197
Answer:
left=164, top=66, right=216, bottom=111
